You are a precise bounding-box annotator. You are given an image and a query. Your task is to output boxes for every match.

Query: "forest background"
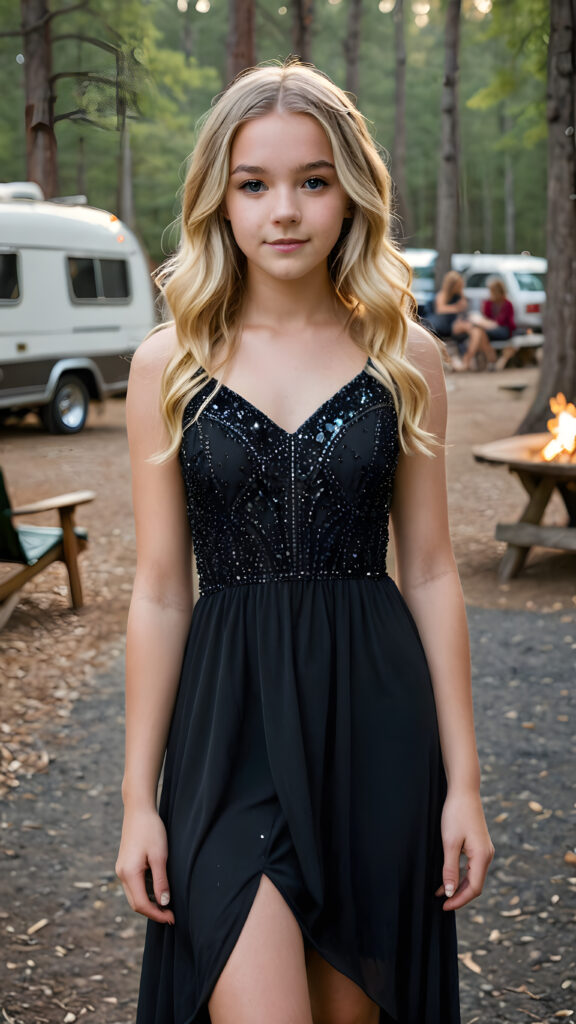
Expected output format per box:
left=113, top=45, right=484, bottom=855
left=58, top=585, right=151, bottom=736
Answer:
left=0, top=0, right=550, bottom=266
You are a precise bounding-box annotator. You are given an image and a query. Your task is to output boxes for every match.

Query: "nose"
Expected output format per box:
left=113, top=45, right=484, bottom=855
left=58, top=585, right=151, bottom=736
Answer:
left=270, top=186, right=301, bottom=225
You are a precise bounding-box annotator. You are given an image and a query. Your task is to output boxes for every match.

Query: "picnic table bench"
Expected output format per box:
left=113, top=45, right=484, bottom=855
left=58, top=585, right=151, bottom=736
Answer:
left=490, top=332, right=544, bottom=370
left=472, top=434, right=576, bottom=581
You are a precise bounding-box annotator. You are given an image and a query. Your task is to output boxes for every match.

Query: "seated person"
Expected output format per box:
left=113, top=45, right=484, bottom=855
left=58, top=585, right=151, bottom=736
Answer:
left=422, top=271, right=468, bottom=341
left=452, top=277, right=516, bottom=371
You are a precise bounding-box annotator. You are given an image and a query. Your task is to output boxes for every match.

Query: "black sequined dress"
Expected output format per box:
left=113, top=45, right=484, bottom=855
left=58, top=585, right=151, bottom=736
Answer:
left=136, top=363, right=461, bottom=1024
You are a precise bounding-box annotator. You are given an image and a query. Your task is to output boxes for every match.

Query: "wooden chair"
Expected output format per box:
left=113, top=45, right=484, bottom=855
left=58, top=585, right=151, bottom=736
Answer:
left=0, top=467, right=95, bottom=628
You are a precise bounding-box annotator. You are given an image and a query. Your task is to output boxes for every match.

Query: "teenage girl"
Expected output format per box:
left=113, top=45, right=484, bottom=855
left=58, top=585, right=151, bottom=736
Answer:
left=116, top=60, right=494, bottom=1024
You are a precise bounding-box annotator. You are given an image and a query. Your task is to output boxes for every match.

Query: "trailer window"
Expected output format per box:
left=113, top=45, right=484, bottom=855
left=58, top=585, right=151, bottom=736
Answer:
left=67, top=257, right=130, bottom=302
left=0, top=253, right=20, bottom=301
left=100, top=258, right=129, bottom=298
left=69, top=258, right=98, bottom=299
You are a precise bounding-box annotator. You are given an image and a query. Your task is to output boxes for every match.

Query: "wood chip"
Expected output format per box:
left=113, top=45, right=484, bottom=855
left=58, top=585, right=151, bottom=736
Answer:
left=458, top=950, right=482, bottom=974
left=27, top=917, right=49, bottom=935
left=529, top=801, right=543, bottom=813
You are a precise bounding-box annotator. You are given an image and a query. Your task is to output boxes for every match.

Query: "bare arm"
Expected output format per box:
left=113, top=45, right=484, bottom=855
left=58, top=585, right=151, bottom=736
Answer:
left=435, top=292, right=468, bottom=314
left=391, top=323, right=494, bottom=909
left=116, top=325, right=194, bottom=924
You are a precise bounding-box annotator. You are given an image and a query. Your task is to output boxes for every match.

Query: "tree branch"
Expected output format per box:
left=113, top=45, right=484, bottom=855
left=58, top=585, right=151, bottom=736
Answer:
left=0, top=1, right=90, bottom=38
left=49, top=0, right=92, bottom=20
left=54, top=109, right=105, bottom=125
left=50, top=71, right=115, bottom=87
left=52, top=33, right=118, bottom=55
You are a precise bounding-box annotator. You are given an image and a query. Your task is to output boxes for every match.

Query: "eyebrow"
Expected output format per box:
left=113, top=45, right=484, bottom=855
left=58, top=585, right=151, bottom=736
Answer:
left=230, top=160, right=336, bottom=176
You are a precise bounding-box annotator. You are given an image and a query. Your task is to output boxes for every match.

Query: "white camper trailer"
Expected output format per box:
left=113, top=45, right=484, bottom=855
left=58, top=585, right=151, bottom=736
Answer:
left=0, top=193, right=155, bottom=433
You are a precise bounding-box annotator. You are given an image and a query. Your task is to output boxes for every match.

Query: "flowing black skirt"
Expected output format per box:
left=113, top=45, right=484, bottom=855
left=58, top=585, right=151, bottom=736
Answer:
left=136, top=577, right=460, bottom=1024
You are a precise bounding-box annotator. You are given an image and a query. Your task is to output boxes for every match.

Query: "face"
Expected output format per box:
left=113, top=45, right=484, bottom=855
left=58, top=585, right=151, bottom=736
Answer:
left=223, top=111, right=351, bottom=283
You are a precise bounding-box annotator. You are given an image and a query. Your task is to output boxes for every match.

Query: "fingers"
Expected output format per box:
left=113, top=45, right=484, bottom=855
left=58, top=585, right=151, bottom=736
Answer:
left=436, top=840, right=495, bottom=911
left=116, top=857, right=175, bottom=926
left=436, top=835, right=462, bottom=903
left=149, top=852, right=174, bottom=919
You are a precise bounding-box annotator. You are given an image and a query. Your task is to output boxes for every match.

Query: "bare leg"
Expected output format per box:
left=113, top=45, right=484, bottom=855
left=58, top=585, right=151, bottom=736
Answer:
left=461, top=327, right=497, bottom=370
left=307, top=947, right=380, bottom=1024
left=208, top=874, right=313, bottom=1024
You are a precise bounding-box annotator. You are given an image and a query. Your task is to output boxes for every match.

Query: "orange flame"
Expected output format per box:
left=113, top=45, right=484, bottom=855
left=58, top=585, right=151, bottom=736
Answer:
left=541, top=393, right=576, bottom=462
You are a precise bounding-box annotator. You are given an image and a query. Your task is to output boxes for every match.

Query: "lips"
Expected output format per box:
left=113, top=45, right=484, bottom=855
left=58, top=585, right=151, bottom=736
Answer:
left=267, top=238, right=308, bottom=251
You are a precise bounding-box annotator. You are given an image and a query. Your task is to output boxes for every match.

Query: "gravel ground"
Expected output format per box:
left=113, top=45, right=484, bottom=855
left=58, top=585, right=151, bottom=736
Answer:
left=1, top=605, right=575, bottom=1024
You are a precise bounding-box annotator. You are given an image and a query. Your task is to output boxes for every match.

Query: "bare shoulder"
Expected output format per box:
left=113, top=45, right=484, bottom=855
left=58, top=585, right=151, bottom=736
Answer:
left=129, top=322, right=179, bottom=382
left=405, top=320, right=444, bottom=379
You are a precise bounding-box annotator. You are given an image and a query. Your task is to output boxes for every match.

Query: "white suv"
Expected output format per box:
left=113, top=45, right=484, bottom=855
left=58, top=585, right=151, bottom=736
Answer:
left=452, top=254, right=547, bottom=333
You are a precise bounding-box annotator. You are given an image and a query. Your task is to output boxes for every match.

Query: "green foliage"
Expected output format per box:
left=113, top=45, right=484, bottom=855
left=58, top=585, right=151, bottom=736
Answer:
left=0, top=0, right=548, bottom=261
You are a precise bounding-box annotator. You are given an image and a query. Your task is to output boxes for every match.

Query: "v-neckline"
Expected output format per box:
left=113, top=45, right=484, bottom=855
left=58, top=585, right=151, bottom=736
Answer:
left=211, top=361, right=371, bottom=438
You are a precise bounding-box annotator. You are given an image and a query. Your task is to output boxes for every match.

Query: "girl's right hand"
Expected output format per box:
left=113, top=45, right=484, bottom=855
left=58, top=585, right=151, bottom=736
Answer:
left=115, top=807, right=175, bottom=925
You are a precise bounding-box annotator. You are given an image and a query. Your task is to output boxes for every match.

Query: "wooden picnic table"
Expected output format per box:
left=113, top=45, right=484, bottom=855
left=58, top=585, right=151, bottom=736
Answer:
left=473, top=434, right=576, bottom=581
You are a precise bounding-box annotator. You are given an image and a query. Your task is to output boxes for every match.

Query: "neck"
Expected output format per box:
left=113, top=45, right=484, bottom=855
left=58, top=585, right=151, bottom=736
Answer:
left=241, top=263, right=345, bottom=329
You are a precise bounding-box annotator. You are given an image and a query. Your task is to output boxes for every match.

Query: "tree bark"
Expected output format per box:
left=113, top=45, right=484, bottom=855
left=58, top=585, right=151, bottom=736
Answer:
left=292, top=0, right=314, bottom=62
left=434, top=0, right=461, bottom=288
left=482, top=172, right=493, bottom=252
left=226, top=0, right=255, bottom=83
left=391, top=0, right=411, bottom=240
left=21, top=0, right=59, bottom=197
left=517, top=0, right=576, bottom=433
left=500, top=106, right=516, bottom=253
left=344, top=0, right=362, bottom=99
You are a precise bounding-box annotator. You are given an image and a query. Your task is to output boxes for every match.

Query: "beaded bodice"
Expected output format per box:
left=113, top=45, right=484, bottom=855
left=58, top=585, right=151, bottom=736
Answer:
left=179, top=366, right=399, bottom=596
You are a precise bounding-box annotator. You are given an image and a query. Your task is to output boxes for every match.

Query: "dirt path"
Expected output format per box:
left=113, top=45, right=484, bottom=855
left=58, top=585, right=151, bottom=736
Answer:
left=1, top=366, right=575, bottom=1022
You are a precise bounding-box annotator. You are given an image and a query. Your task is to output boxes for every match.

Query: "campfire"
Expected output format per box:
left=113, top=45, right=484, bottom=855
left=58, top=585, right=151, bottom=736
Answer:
left=540, top=393, right=576, bottom=463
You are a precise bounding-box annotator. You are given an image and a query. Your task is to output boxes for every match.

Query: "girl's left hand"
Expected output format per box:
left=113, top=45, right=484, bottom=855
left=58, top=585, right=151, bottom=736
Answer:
left=435, top=789, right=495, bottom=911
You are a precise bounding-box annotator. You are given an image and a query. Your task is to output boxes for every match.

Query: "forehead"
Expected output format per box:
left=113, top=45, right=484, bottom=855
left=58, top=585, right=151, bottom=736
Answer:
left=230, top=111, right=333, bottom=165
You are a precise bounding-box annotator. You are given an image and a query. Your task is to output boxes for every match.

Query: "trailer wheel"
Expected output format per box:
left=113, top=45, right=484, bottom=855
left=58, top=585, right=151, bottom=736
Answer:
left=40, top=374, right=90, bottom=434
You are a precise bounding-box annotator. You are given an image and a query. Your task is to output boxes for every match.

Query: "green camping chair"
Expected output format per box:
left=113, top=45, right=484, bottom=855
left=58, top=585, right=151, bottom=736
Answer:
left=0, top=467, right=95, bottom=628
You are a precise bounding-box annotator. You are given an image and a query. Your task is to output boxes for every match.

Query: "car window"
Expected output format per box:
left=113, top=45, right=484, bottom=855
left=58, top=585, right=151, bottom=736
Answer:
left=0, top=253, right=20, bottom=301
left=67, top=257, right=130, bottom=302
left=513, top=272, right=546, bottom=292
left=465, top=273, right=492, bottom=288
left=411, top=265, right=436, bottom=284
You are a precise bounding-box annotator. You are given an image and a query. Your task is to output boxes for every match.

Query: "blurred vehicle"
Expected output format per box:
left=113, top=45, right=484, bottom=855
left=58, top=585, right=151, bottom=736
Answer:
left=403, top=248, right=437, bottom=316
left=453, top=253, right=547, bottom=333
left=0, top=187, right=155, bottom=433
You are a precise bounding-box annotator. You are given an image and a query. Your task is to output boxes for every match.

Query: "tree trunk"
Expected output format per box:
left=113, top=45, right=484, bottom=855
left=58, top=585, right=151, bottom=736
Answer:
left=434, top=0, right=461, bottom=289
left=459, top=159, right=469, bottom=252
left=226, top=0, right=255, bottom=84
left=482, top=172, right=493, bottom=252
left=21, top=0, right=59, bottom=197
left=500, top=106, right=516, bottom=253
left=517, top=0, right=576, bottom=433
left=391, top=0, right=411, bottom=240
left=344, top=0, right=362, bottom=99
left=292, top=0, right=314, bottom=62
left=117, top=118, right=134, bottom=227
left=76, top=134, right=85, bottom=196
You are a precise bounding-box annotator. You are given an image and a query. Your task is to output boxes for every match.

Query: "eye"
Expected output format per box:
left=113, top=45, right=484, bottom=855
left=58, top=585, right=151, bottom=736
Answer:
left=239, top=180, right=266, bottom=194
left=303, top=177, right=328, bottom=191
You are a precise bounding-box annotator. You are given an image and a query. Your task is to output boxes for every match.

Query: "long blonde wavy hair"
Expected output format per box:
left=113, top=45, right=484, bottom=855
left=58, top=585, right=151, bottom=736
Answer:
left=152, top=59, right=436, bottom=462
